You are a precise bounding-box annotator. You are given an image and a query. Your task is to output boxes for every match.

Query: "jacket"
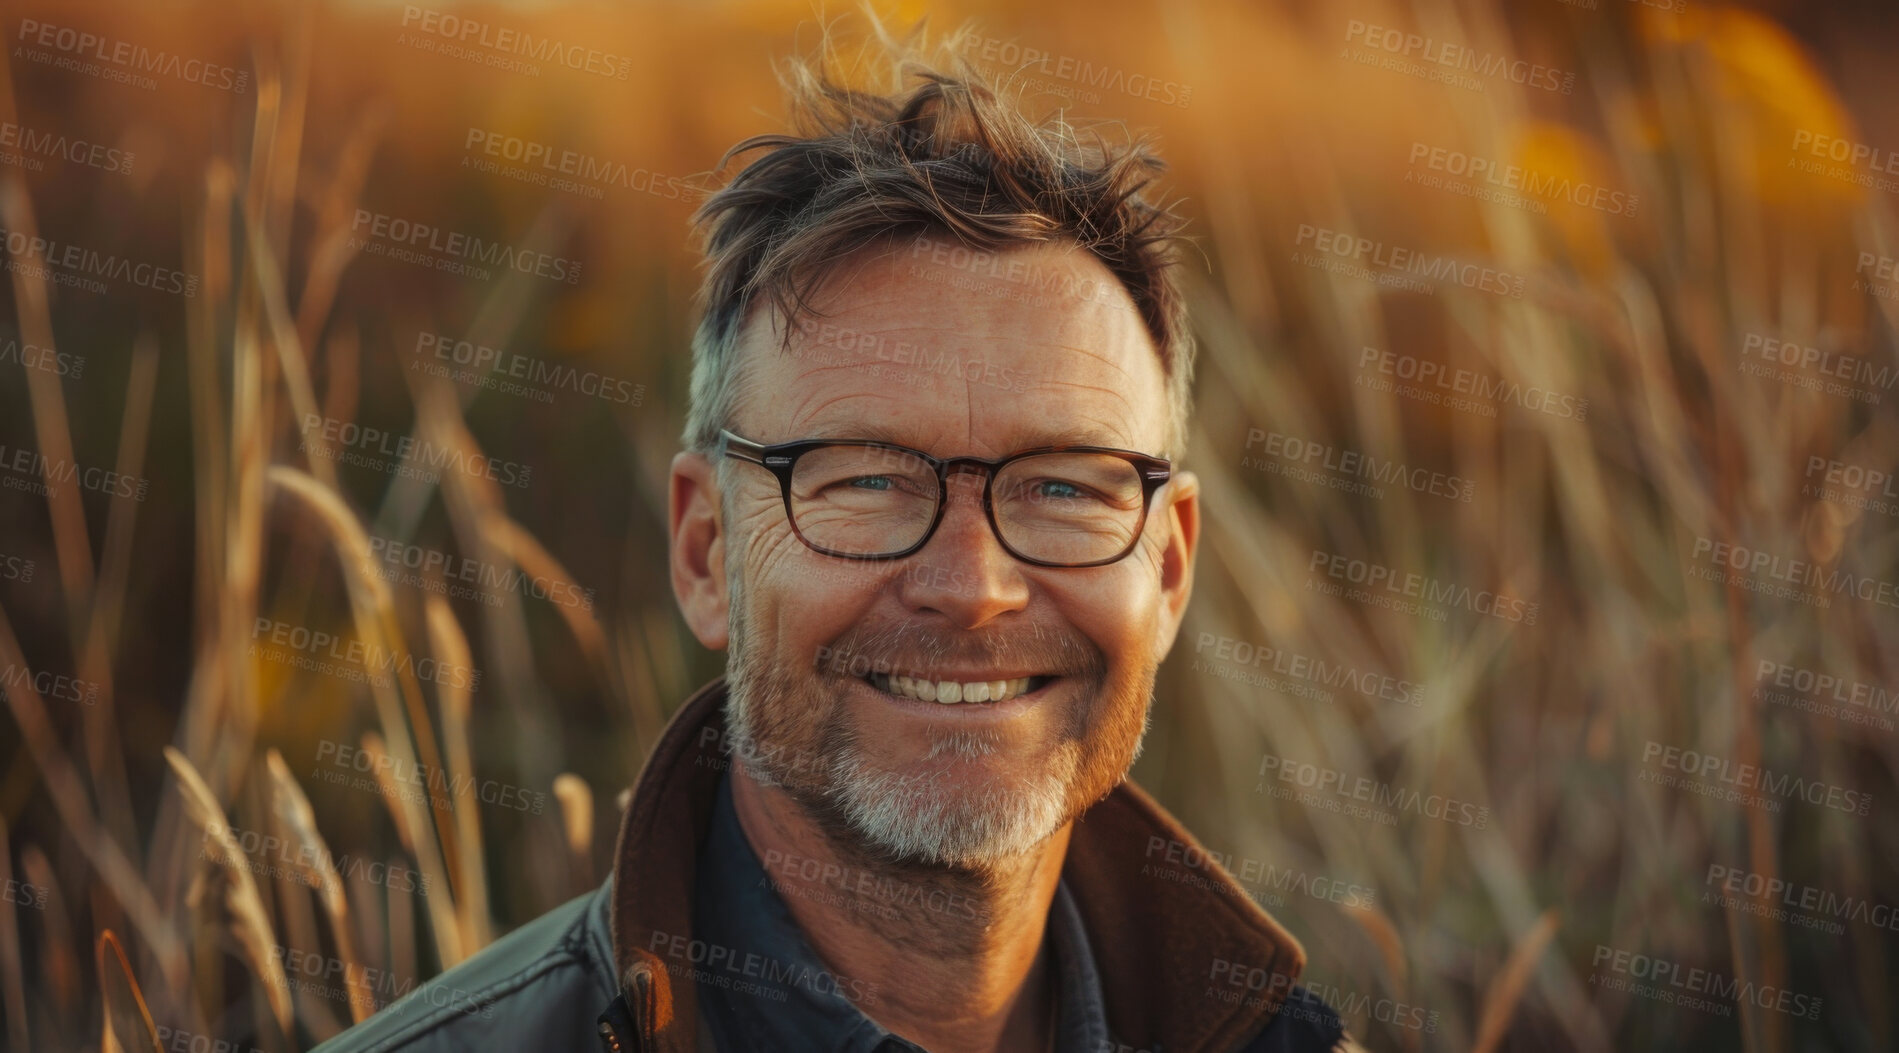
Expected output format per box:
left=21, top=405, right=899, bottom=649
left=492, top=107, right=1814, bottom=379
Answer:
left=310, top=676, right=1345, bottom=1052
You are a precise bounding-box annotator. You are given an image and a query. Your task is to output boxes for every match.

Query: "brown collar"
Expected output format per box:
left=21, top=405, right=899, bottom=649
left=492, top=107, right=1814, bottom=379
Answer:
left=607, top=676, right=1305, bottom=1052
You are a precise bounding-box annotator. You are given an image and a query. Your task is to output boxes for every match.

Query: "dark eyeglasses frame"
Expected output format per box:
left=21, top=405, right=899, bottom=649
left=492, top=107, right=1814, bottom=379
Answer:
left=717, top=428, right=1173, bottom=568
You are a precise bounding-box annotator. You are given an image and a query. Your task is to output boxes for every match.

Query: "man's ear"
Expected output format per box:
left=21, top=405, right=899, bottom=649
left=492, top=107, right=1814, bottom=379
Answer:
left=670, top=451, right=730, bottom=650
left=1153, top=470, right=1200, bottom=659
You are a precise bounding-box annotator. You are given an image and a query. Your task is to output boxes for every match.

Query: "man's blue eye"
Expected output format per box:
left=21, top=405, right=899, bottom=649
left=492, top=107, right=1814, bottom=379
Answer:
left=1036, top=480, right=1086, bottom=500
left=849, top=476, right=894, bottom=491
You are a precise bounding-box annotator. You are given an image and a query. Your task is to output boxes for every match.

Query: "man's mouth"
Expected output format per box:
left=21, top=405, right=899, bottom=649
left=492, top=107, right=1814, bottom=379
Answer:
left=861, top=672, right=1055, bottom=704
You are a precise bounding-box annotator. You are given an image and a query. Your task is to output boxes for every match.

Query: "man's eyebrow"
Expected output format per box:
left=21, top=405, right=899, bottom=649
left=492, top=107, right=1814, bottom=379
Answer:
left=805, top=420, right=1133, bottom=451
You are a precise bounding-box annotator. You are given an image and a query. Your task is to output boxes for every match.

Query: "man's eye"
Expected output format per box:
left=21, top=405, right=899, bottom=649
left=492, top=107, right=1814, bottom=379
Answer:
left=1033, top=479, right=1091, bottom=500
left=848, top=475, right=895, bottom=491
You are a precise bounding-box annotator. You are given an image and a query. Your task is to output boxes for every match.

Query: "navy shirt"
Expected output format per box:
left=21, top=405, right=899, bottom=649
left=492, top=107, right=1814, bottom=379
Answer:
left=692, top=771, right=1113, bottom=1051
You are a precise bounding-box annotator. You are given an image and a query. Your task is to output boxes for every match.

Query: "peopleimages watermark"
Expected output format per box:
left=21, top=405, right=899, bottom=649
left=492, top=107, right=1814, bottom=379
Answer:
left=1192, top=632, right=1425, bottom=707
left=1, top=878, right=49, bottom=910
left=250, top=617, right=483, bottom=693
left=0, top=444, right=149, bottom=501
left=648, top=929, right=878, bottom=1007
left=0, top=337, right=84, bottom=379
left=0, top=661, right=99, bottom=706
left=1242, top=428, right=1473, bottom=504
left=1255, top=753, right=1491, bottom=829
left=0, top=227, right=199, bottom=298
left=14, top=19, right=248, bottom=94
left=0, top=119, right=134, bottom=176
left=153, top=1024, right=263, bottom=1053
left=1142, top=836, right=1378, bottom=912
left=298, top=413, right=533, bottom=489
left=1788, top=129, right=1899, bottom=196
left=1638, top=740, right=1871, bottom=817
left=1803, top=454, right=1899, bottom=518
left=1205, top=958, right=1440, bottom=1033
left=0, top=551, right=35, bottom=583
left=396, top=6, right=631, bottom=80
left=1737, top=332, right=1893, bottom=405
left=1755, top=658, right=1897, bottom=733
left=1355, top=346, right=1588, bottom=420
left=959, top=33, right=1192, bottom=108
left=1406, top=141, right=1638, bottom=217
left=200, top=819, right=432, bottom=896
left=271, top=944, right=493, bottom=1019
left=1291, top=224, right=1526, bottom=299
left=1341, top=20, right=1576, bottom=95
left=1688, top=535, right=1899, bottom=612
left=1589, top=944, right=1822, bottom=1021
left=462, top=128, right=692, bottom=203
left=348, top=209, right=582, bottom=285
left=789, top=311, right=1033, bottom=396
left=1299, top=977, right=1440, bottom=1036
left=1856, top=252, right=1899, bottom=302
left=367, top=535, right=596, bottom=612
left=692, top=724, right=825, bottom=781
left=1703, top=863, right=1899, bottom=938
left=907, top=233, right=1138, bottom=320
left=411, top=331, right=642, bottom=408
left=1307, top=550, right=1539, bottom=625
left=312, top=739, right=546, bottom=815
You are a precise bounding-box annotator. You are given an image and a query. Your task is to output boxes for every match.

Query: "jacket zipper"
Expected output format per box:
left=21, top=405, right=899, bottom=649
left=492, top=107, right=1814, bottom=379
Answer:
left=597, top=964, right=658, bottom=1053
left=596, top=994, right=636, bottom=1053
left=597, top=1014, right=626, bottom=1053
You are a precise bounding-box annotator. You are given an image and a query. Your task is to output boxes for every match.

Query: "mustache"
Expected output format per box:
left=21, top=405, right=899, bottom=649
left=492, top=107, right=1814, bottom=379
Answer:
left=814, top=619, right=1105, bottom=682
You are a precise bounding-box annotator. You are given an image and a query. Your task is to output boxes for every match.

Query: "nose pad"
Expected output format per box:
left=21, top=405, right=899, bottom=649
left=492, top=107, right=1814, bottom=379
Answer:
left=910, top=462, right=1003, bottom=558
left=943, top=462, right=992, bottom=503
left=932, top=463, right=1000, bottom=542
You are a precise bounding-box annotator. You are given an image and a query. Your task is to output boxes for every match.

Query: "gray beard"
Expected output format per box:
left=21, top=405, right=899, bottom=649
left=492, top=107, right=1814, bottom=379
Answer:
left=720, top=555, right=1150, bottom=869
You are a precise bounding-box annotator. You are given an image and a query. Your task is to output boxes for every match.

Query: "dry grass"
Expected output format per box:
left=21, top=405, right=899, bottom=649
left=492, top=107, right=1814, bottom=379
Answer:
left=0, top=1, right=1893, bottom=1051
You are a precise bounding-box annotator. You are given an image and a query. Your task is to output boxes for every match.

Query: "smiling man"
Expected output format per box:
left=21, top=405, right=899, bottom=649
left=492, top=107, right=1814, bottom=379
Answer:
left=313, top=26, right=1350, bottom=1053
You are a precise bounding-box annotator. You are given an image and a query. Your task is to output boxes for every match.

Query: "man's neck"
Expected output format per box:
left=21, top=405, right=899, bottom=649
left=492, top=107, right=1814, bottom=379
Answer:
left=729, top=760, right=1072, bottom=1053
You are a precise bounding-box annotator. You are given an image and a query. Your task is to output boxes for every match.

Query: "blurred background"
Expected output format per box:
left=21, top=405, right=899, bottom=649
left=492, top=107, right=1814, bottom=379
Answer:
left=1, top=0, right=1896, bottom=1049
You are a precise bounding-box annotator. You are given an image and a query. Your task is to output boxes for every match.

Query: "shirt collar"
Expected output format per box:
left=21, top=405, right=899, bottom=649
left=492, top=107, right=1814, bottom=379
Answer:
left=691, top=769, right=1111, bottom=1051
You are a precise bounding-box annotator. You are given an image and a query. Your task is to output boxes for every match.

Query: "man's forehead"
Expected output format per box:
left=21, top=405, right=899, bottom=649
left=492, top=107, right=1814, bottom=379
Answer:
left=784, top=235, right=1149, bottom=345
left=731, top=236, right=1167, bottom=455
left=792, top=417, right=1139, bottom=455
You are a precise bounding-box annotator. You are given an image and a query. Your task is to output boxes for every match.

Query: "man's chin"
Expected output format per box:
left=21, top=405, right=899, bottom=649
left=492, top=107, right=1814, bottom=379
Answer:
left=725, top=649, right=1149, bottom=866
left=821, top=745, right=1081, bottom=868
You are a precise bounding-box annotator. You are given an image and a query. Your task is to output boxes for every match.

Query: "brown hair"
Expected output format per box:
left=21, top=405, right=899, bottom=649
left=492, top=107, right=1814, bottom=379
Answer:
left=683, top=20, right=1197, bottom=460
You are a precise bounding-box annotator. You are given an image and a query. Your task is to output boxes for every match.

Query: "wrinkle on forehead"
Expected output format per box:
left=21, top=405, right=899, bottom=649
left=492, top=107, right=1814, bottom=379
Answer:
left=751, top=373, right=1154, bottom=458
left=1038, top=376, right=1137, bottom=419
left=783, top=389, right=913, bottom=435
left=729, top=239, right=1167, bottom=455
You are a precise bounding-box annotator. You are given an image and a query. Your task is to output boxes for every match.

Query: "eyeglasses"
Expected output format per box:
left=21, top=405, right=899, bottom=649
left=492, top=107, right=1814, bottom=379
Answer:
left=717, top=428, right=1173, bottom=568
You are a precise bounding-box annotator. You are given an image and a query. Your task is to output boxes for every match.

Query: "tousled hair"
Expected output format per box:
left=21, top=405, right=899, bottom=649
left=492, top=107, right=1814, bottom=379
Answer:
left=683, top=18, right=1197, bottom=461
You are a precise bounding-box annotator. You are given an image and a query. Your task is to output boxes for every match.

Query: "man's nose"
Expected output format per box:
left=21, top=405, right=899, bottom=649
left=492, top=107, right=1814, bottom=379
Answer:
left=896, top=470, right=1029, bottom=628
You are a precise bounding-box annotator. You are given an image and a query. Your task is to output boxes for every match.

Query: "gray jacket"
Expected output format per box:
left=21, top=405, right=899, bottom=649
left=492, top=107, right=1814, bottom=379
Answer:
left=310, top=677, right=1350, bottom=1052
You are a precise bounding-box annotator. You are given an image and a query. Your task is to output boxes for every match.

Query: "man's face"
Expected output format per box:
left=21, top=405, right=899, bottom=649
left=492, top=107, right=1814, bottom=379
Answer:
left=703, top=236, right=1197, bottom=868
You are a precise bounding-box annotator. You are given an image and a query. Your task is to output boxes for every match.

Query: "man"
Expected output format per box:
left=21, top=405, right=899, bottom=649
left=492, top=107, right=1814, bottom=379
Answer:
left=314, top=26, right=1352, bottom=1053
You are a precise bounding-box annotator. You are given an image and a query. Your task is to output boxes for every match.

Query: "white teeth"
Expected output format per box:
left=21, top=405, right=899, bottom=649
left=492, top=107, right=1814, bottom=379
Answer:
left=870, top=674, right=1040, bottom=704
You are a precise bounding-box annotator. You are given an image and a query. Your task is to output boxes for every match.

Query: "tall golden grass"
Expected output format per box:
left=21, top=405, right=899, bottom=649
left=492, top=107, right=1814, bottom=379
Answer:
left=0, top=1, right=1893, bottom=1051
